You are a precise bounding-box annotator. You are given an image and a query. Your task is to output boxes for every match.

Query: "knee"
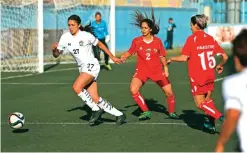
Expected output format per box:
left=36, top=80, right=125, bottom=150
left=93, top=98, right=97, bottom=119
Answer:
left=130, top=85, right=139, bottom=95
left=194, top=99, right=204, bottom=108
left=165, top=91, right=174, bottom=97
left=72, top=83, right=82, bottom=94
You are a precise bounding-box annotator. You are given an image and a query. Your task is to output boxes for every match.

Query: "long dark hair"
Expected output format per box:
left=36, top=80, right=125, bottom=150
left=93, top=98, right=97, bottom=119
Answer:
left=67, top=14, right=94, bottom=35
left=232, top=29, right=247, bottom=66
left=131, top=8, right=160, bottom=35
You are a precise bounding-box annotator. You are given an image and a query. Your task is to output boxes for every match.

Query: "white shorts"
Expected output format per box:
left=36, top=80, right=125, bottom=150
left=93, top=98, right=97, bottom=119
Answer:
left=78, top=59, right=100, bottom=80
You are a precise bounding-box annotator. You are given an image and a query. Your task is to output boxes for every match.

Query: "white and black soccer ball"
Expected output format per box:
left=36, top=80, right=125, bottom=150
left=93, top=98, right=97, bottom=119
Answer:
left=8, top=112, right=25, bottom=129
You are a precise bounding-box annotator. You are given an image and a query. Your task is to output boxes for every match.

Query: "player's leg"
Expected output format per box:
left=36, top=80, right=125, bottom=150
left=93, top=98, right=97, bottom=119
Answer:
left=153, top=74, right=179, bottom=119
left=73, top=73, right=102, bottom=118
left=193, top=89, right=224, bottom=133
left=100, top=38, right=111, bottom=70
left=130, top=77, right=151, bottom=120
left=86, top=81, right=126, bottom=125
left=92, top=45, right=101, bottom=61
left=170, top=33, right=174, bottom=49
left=193, top=87, right=224, bottom=121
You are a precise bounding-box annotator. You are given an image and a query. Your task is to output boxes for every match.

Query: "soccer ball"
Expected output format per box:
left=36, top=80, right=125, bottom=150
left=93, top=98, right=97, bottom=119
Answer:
left=8, top=112, right=25, bottom=129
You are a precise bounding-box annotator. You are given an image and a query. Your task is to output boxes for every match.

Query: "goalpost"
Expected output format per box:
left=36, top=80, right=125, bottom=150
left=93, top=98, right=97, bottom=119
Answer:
left=1, top=0, right=115, bottom=73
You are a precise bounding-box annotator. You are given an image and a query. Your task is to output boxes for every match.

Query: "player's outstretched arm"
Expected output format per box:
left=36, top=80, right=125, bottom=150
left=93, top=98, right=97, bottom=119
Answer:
left=216, top=53, right=228, bottom=74
left=52, top=42, right=61, bottom=58
left=160, top=56, right=169, bottom=77
left=97, top=41, right=121, bottom=64
left=215, top=109, right=240, bottom=152
left=120, top=52, right=132, bottom=63
left=167, top=55, right=189, bottom=64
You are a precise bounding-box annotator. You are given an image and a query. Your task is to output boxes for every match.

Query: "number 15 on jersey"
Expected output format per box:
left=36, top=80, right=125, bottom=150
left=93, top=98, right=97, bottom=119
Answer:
left=198, top=51, right=216, bottom=70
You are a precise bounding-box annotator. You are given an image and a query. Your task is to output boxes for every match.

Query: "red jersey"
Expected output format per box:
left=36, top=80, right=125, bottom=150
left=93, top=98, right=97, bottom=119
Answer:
left=181, top=31, right=225, bottom=85
left=128, top=36, right=166, bottom=74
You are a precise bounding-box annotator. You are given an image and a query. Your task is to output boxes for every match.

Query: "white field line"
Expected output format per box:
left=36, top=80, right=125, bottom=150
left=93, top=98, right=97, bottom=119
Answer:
left=1, top=77, right=225, bottom=85
left=1, top=121, right=222, bottom=126
left=1, top=67, right=78, bottom=80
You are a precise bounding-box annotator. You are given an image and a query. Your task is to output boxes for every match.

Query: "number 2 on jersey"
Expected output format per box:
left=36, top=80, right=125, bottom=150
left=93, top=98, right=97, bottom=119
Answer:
left=146, top=53, right=150, bottom=60
left=198, top=51, right=216, bottom=70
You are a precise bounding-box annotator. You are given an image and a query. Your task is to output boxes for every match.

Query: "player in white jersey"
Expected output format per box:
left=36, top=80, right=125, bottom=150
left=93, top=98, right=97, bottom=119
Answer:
left=52, top=15, right=126, bottom=126
left=215, top=29, right=247, bottom=152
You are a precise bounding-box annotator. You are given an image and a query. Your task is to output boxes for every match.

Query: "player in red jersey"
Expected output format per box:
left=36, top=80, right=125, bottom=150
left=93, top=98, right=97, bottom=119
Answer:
left=167, top=14, right=228, bottom=133
left=120, top=10, right=179, bottom=120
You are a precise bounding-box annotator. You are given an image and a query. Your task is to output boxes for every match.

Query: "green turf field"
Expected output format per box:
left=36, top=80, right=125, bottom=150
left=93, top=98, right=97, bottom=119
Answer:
left=1, top=50, right=238, bottom=152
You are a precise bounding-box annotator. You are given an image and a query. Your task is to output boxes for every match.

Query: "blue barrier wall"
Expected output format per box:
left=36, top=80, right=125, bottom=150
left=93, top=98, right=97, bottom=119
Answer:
left=115, top=6, right=197, bottom=50
left=5, top=2, right=247, bottom=51
left=2, top=5, right=197, bottom=51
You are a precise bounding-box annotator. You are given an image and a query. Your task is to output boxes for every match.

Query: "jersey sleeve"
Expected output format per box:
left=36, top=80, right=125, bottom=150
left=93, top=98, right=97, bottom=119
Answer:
left=213, top=39, right=225, bottom=56
left=87, top=32, right=99, bottom=46
left=128, top=39, right=137, bottom=54
left=57, top=34, right=67, bottom=53
left=181, top=37, right=193, bottom=56
left=159, top=39, right=166, bottom=57
left=222, top=78, right=243, bottom=111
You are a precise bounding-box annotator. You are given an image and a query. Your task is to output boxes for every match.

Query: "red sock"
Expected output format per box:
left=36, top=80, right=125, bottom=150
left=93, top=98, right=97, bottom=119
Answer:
left=199, top=100, right=222, bottom=120
left=132, top=92, right=149, bottom=112
left=167, top=95, right=176, bottom=113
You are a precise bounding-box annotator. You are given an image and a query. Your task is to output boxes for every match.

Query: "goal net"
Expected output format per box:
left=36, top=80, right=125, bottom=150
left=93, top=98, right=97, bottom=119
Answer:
left=1, top=0, right=43, bottom=72
left=1, top=0, right=112, bottom=72
left=44, top=0, right=112, bottom=66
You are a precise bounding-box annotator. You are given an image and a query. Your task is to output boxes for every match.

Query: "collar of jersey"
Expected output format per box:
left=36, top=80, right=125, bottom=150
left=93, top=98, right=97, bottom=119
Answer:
left=142, top=36, right=153, bottom=44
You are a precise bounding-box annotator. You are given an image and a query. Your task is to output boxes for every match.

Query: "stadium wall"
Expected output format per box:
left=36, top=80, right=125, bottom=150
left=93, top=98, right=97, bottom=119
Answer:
left=43, top=5, right=197, bottom=51
left=2, top=3, right=247, bottom=51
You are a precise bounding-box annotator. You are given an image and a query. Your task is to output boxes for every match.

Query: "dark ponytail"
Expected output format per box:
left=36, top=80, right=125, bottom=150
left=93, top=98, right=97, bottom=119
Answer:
left=131, top=8, right=160, bottom=35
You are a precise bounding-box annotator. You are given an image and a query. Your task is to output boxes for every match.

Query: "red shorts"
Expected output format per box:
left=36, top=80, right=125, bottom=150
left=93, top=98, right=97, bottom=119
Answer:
left=190, top=77, right=214, bottom=96
left=133, top=69, right=170, bottom=87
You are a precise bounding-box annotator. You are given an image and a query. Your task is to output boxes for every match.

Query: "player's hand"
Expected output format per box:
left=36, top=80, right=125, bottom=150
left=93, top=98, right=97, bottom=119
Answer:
left=52, top=42, right=58, bottom=51
left=111, top=56, right=122, bottom=64
left=166, top=59, right=172, bottom=65
left=105, top=35, right=110, bottom=43
left=216, top=65, right=224, bottom=74
left=164, top=71, right=169, bottom=77
left=215, top=143, right=224, bottom=152
left=120, top=55, right=127, bottom=63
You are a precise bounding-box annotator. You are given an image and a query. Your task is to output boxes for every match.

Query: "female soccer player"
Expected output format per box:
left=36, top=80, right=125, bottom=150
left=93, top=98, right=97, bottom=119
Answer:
left=91, top=12, right=112, bottom=70
left=167, top=14, right=228, bottom=133
left=120, top=10, right=179, bottom=120
left=52, top=15, right=126, bottom=126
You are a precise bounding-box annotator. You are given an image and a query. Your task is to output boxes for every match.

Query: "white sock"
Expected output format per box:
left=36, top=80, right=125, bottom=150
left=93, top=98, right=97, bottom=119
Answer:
left=78, top=90, right=100, bottom=111
left=97, top=97, right=123, bottom=116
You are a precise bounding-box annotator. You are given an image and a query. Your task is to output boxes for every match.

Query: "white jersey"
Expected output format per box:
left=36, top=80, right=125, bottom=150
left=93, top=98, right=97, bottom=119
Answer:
left=57, top=30, right=99, bottom=66
left=222, top=68, right=247, bottom=152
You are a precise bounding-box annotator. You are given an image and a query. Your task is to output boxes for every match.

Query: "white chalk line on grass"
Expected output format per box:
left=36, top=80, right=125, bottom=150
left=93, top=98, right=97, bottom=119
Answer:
left=1, top=77, right=225, bottom=85
left=1, top=65, right=227, bottom=82
left=1, top=121, right=221, bottom=126
left=1, top=74, right=35, bottom=80
left=1, top=67, right=78, bottom=80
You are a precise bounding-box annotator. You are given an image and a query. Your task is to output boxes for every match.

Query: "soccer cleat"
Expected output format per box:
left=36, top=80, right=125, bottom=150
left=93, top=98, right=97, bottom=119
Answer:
left=89, top=109, right=104, bottom=125
left=105, top=64, right=112, bottom=70
left=116, top=113, right=126, bottom=126
left=139, top=111, right=151, bottom=120
left=169, top=112, right=179, bottom=119
left=203, top=116, right=216, bottom=134
left=219, top=116, right=225, bottom=122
